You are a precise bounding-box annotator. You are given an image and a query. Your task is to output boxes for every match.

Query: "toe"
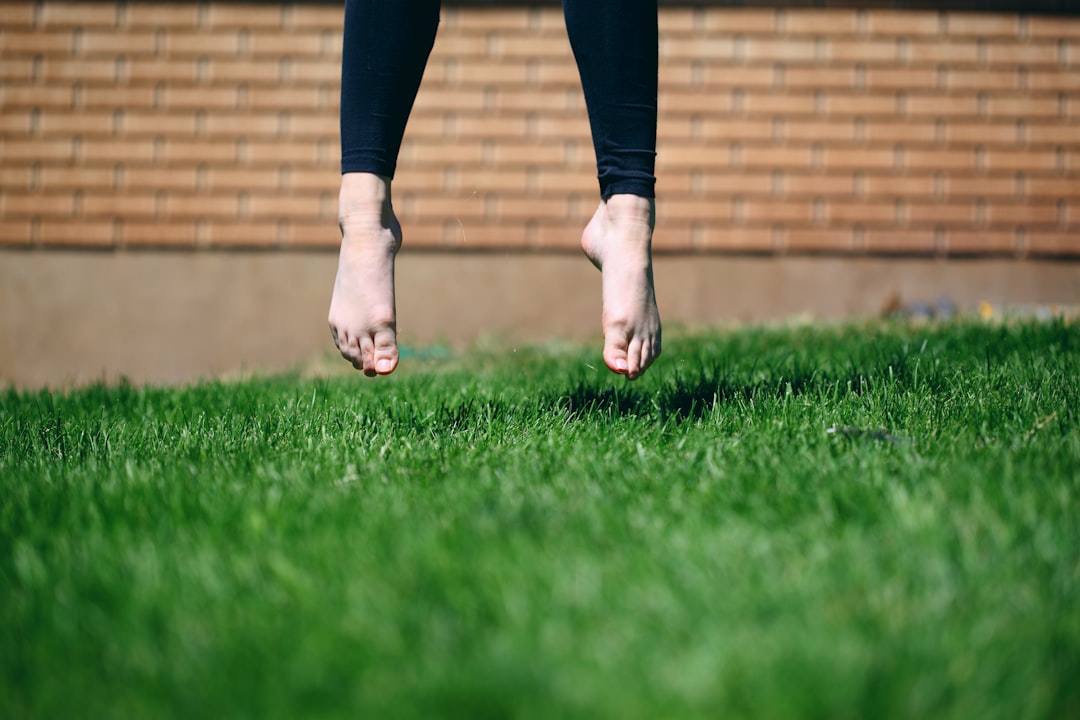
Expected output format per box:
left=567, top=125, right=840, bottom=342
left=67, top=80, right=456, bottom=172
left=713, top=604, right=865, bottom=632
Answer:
left=603, top=328, right=631, bottom=376
left=372, top=328, right=399, bottom=375
left=624, top=336, right=644, bottom=380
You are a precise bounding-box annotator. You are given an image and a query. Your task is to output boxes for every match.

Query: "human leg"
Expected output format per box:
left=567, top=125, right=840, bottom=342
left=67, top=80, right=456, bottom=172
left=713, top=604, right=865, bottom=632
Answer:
left=329, top=0, right=440, bottom=376
left=564, top=0, right=661, bottom=380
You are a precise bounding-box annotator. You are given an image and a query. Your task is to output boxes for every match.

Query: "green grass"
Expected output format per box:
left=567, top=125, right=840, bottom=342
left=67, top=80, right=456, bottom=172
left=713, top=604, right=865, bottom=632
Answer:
left=2, top=320, right=1078, bottom=719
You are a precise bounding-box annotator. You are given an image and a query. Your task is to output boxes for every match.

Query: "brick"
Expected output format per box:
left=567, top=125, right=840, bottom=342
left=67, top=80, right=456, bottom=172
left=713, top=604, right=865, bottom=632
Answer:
left=81, top=85, right=156, bottom=109
left=39, top=166, right=114, bottom=189
left=0, top=219, right=34, bottom=247
left=80, top=29, right=157, bottom=55
left=164, top=31, right=241, bottom=56
left=39, top=219, right=114, bottom=247
left=0, top=4, right=34, bottom=25
left=1027, top=70, right=1080, bottom=93
left=660, top=36, right=735, bottom=61
left=906, top=148, right=977, bottom=171
left=985, top=148, right=1061, bottom=172
left=42, top=59, right=117, bottom=83
left=81, top=191, right=156, bottom=217
left=944, top=13, right=1018, bottom=38
left=0, top=29, right=73, bottom=54
left=428, top=34, right=492, bottom=60
left=945, top=230, right=1015, bottom=254
left=81, top=138, right=157, bottom=164
left=906, top=94, right=980, bottom=118
left=453, top=9, right=533, bottom=32
left=126, top=4, right=200, bottom=29
left=861, top=174, right=932, bottom=197
left=908, top=40, right=981, bottom=65
left=823, top=146, right=896, bottom=170
left=207, top=220, right=283, bottom=249
left=283, top=113, right=337, bottom=138
left=703, top=66, right=776, bottom=90
left=161, top=139, right=238, bottom=164
left=0, top=109, right=33, bottom=135
left=786, top=228, right=855, bottom=253
left=907, top=202, right=976, bottom=225
left=122, top=111, right=198, bottom=136
left=206, top=167, right=286, bottom=192
left=947, top=69, right=1018, bottom=91
left=947, top=176, right=1021, bottom=198
left=743, top=198, right=816, bottom=223
left=205, top=4, right=283, bottom=29
left=287, top=5, right=342, bottom=31
left=248, top=29, right=332, bottom=58
left=1026, top=177, right=1080, bottom=196
left=1027, top=17, right=1080, bottom=41
left=700, top=226, right=775, bottom=253
left=247, top=86, right=325, bottom=111
left=987, top=96, right=1063, bottom=119
left=247, top=140, right=323, bottom=166
left=165, top=194, right=238, bottom=218
left=785, top=173, right=858, bottom=196
left=452, top=59, right=531, bottom=86
left=120, top=220, right=196, bottom=248
left=658, top=9, right=697, bottom=35
left=783, top=66, right=856, bottom=90
left=40, top=3, right=118, bottom=28
left=0, top=138, right=73, bottom=162
left=742, top=91, right=818, bottom=116
left=865, top=12, right=944, bottom=37
left=829, top=38, right=898, bottom=64
left=203, top=112, right=281, bottom=137
left=123, top=167, right=200, bottom=191
left=659, top=90, right=734, bottom=115
left=703, top=10, right=776, bottom=35
left=1027, top=231, right=1080, bottom=256
left=400, top=139, right=486, bottom=166
left=862, top=120, right=939, bottom=144
left=208, top=59, right=283, bottom=84
left=248, top=194, right=325, bottom=220
left=163, top=86, right=239, bottom=110
left=698, top=171, right=774, bottom=195
left=701, top=117, right=778, bottom=142
left=782, top=119, right=859, bottom=142
left=744, top=38, right=820, bottom=63
left=0, top=165, right=34, bottom=188
left=863, top=229, right=937, bottom=254
left=864, top=67, right=938, bottom=91
left=658, top=197, right=734, bottom=222
left=825, top=93, right=904, bottom=117
left=941, top=121, right=1017, bottom=146
left=1026, top=125, right=1080, bottom=145
left=828, top=200, right=896, bottom=224
left=38, top=110, right=114, bottom=136
left=985, top=42, right=1060, bottom=67
left=987, top=201, right=1061, bottom=226
left=454, top=115, right=528, bottom=139
left=126, top=59, right=200, bottom=83
left=288, top=59, right=340, bottom=85
left=1, top=191, right=74, bottom=217
left=782, top=10, right=858, bottom=36
left=456, top=169, right=531, bottom=194
left=287, top=168, right=339, bottom=192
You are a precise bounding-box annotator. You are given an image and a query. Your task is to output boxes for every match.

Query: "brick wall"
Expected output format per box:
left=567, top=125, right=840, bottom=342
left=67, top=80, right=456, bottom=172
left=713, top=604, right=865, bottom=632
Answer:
left=1, top=2, right=1078, bottom=256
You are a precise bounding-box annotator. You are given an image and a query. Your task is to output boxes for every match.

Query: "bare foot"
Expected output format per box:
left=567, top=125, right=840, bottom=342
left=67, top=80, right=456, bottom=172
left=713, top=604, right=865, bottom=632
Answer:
left=328, top=173, right=401, bottom=377
left=581, top=194, right=662, bottom=380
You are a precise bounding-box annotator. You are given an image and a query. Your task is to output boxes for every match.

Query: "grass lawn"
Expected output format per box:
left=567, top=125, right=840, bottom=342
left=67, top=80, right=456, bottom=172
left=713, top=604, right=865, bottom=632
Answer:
left=2, top=319, right=1078, bottom=719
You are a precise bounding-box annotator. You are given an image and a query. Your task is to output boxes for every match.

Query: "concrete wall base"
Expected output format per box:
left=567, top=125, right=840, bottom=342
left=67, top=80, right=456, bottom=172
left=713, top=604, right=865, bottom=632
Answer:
left=3, top=250, right=1078, bottom=388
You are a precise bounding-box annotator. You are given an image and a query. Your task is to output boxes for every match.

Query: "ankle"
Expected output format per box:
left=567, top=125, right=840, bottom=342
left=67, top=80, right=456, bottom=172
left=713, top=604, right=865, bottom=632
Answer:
left=340, top=173, right=393, bottom=221
left=603, top=194, right=655, bottom=228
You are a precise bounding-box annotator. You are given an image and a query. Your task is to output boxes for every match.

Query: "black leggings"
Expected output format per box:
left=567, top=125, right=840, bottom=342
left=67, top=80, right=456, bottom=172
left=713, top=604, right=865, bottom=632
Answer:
left=340, top=0, right=658, bottom=200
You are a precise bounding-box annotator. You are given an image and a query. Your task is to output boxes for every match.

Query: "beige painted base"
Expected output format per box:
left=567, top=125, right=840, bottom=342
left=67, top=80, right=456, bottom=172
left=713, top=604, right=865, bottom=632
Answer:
left=2, top=249, right=1078, bottom=388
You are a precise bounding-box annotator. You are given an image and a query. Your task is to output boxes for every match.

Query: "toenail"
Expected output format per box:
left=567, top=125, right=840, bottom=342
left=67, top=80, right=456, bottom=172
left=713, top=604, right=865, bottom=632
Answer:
left=615, top=359, right=628, bottom=372
left=376, top=359, right=393, bottom=373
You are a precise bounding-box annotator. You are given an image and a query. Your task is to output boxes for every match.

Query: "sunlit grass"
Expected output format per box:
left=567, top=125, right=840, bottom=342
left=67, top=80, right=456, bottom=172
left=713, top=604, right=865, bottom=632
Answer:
left=2, top=319, right=1078, bottom=719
